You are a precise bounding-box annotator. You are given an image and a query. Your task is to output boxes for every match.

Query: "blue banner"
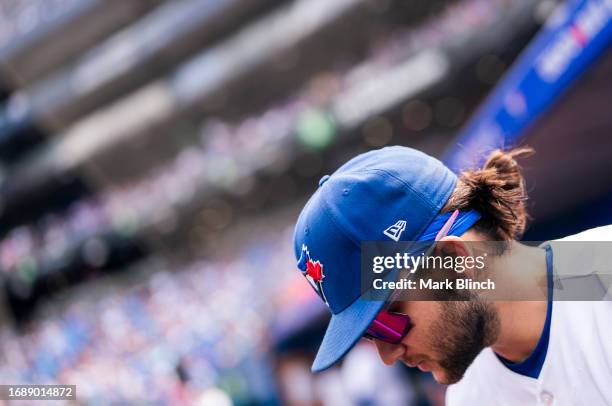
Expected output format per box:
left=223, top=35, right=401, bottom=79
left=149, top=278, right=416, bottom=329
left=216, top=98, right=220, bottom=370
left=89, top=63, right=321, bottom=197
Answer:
left=444, top=0, right=612, bottom=172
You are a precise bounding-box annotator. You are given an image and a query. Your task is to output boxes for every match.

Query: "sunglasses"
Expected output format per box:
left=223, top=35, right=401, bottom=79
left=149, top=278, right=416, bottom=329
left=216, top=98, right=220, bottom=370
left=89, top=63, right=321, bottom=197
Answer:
left=363, top=305, right=412, bottom=344
left=363, top=210, right=459, bottom=344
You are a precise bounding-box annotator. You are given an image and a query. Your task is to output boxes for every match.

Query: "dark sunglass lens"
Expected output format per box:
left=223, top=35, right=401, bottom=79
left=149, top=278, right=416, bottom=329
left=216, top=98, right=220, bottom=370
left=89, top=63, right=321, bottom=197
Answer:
left=364, top=310, right=411, bottom=344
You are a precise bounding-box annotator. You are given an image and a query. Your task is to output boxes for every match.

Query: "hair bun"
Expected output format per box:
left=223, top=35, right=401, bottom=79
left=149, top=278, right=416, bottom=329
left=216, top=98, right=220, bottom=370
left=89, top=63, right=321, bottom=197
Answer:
left=444, top=147, right=533, bottom=241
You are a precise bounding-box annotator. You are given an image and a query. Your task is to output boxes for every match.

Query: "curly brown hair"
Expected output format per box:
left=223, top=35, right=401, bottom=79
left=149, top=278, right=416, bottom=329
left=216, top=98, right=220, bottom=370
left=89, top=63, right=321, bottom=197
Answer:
left=441, top=147, right=534, bottom=241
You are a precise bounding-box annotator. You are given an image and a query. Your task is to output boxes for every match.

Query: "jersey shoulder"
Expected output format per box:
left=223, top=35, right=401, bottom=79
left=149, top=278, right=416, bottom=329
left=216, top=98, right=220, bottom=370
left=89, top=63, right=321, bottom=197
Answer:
left=445, top=348, right=533, bottom=406
left=548, top=224, right=612, bottom=295
left=553, top=224, right=612, bottom=242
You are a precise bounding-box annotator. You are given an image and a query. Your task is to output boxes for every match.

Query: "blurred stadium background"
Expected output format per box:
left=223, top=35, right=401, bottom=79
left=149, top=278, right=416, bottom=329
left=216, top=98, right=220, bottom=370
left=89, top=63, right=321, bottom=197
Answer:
left=0, top=0, right=610, bottom=404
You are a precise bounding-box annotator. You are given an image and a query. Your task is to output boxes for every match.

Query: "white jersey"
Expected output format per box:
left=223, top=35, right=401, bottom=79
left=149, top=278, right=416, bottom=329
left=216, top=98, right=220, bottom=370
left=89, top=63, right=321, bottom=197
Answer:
left=446, top=225, right=612, bottom=406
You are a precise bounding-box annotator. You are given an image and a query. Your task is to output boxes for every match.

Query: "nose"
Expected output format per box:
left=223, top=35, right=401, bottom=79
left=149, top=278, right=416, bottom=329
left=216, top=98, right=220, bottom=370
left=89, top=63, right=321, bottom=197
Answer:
left=374, top=340, right=405, bottom=366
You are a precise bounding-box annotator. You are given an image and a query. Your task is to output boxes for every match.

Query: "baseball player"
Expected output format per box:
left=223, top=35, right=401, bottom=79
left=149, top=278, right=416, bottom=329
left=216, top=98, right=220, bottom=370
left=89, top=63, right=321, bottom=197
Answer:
left=293, top=146, right=612, bottom=405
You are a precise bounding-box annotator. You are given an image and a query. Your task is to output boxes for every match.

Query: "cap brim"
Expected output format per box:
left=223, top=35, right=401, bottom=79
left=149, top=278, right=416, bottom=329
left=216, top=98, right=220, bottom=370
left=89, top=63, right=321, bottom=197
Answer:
left=311, top=266, right=400, bottom=373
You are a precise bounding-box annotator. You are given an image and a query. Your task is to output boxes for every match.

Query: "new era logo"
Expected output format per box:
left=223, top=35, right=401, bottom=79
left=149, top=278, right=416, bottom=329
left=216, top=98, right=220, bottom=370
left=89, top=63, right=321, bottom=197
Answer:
left=383, top=220, right=407, bottom=241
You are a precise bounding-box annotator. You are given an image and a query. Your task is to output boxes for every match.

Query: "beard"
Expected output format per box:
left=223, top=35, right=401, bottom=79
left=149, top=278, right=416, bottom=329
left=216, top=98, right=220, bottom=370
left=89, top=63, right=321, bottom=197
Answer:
left=427, top=294, right=500, bottom=384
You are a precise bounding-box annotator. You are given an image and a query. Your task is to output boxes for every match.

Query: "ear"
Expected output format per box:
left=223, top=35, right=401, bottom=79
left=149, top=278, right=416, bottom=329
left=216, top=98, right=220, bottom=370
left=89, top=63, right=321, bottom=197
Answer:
left=434, top=235, right=473, bottom=258
left=434, top=236, right=479, bottom=280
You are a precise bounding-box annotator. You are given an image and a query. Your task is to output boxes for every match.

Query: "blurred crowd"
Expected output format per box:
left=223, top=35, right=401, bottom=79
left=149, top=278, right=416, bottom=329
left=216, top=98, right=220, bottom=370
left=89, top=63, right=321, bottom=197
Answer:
left=0, top=0, right=521, bottom=283
left=0, top=222, right=296, bottom=404
left=0, top=0, right=83, bottom=49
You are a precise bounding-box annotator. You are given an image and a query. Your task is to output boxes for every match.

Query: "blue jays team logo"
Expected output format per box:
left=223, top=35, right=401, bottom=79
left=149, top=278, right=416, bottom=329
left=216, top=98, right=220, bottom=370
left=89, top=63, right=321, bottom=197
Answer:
left=297, top=244, right=328, bottom=306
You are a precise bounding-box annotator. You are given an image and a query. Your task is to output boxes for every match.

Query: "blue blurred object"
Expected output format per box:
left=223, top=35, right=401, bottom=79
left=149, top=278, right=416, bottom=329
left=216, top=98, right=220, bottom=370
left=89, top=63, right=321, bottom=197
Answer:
left=444, top=0, right=612, bottom=171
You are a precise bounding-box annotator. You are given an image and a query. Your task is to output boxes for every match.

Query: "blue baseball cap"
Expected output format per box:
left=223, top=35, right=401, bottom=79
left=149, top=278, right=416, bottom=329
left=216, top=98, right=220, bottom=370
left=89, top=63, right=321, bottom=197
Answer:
left=293, top=146, right=480, bottom=372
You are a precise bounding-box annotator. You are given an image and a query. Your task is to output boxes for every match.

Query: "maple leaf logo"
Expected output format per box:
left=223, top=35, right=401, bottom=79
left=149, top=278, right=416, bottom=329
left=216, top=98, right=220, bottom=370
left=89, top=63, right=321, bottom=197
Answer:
left=297, top=244, right=328, bottom=306
left=306, top=260, right=324, bottom=282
